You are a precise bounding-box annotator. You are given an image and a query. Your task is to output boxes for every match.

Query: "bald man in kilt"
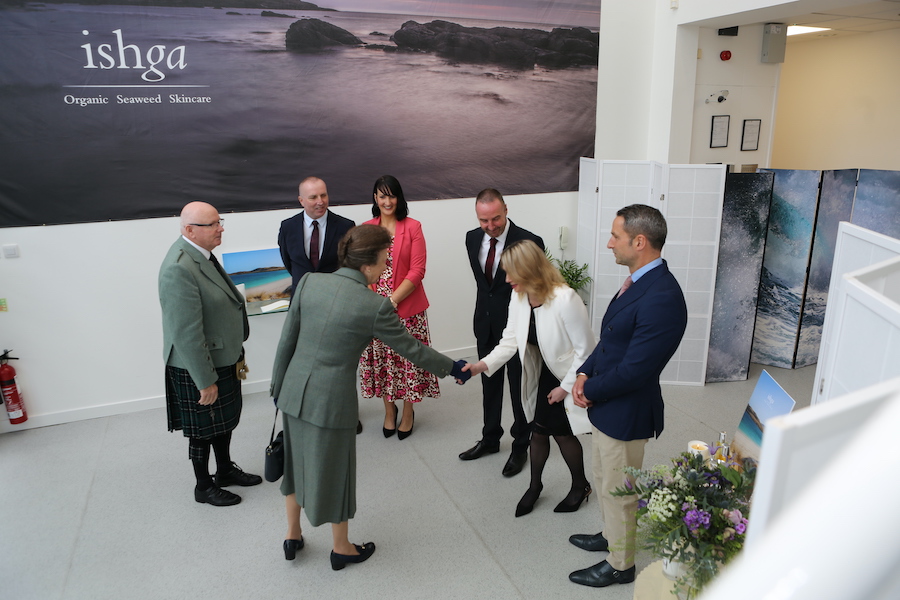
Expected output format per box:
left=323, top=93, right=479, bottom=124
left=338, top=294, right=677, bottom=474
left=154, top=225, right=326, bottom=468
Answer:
left=159, top=201, right=262, bottom=506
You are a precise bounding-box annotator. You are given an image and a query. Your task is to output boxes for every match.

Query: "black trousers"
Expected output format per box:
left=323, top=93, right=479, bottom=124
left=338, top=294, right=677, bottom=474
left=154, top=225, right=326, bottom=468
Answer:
left=478, top=335, right=530, bottom=453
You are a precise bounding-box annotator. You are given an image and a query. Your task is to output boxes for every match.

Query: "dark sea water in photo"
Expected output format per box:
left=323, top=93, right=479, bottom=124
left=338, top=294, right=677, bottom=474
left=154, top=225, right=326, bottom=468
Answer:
left=0, top=5, right=598, bottom=226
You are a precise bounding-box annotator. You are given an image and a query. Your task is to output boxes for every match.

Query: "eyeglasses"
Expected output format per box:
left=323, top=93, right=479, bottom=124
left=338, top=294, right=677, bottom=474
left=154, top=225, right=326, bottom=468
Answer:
left=189, top=219, right=224, bottom=227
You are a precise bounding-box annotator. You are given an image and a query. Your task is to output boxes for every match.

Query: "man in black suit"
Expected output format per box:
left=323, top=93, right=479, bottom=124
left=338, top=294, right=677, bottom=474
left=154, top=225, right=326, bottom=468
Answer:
left=278, top=176, right=355, bottom=296
left=277, top=176, right=360, bottom=433
left=460, top=188, right=544, bottom=477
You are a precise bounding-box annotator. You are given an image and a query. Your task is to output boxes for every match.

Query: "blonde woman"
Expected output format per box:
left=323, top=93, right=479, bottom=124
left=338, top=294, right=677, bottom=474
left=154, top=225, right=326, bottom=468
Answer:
left=465, top=240, right=595, bottom=516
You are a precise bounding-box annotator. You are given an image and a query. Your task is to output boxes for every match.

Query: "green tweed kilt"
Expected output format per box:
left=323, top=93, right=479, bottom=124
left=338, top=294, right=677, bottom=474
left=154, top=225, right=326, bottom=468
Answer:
left=281, top=412, right=357, bottom=527
left=165, top=364, right=242, bottom=446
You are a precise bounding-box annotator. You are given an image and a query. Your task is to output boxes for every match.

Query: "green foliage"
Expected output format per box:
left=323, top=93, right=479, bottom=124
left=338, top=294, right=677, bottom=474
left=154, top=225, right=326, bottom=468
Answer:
left=545, top=250, right=592, bottom=292
left=612, top=452, right=756, bottom=598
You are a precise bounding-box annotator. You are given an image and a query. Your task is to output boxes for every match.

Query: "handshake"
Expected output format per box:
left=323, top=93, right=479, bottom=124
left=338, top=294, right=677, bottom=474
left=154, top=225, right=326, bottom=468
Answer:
left=449, top=359, right=489, bottom=385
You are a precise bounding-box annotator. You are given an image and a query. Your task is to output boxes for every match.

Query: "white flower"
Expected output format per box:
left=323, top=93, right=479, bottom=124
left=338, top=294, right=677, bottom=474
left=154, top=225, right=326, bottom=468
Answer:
left=647, top=488, right=678, bottom=520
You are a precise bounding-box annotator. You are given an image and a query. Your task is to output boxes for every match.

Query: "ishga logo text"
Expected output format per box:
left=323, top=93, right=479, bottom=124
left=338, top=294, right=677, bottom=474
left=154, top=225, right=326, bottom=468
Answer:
left=81, top=29, right=186, bottom=82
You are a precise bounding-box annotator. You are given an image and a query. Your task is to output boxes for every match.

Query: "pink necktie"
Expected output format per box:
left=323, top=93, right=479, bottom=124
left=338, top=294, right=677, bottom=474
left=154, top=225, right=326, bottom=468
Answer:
left=485, top=238, right=497, bottom=285
left=309, top=220, right=320, bottom=270
left=617, top=275, right=633, bottom=298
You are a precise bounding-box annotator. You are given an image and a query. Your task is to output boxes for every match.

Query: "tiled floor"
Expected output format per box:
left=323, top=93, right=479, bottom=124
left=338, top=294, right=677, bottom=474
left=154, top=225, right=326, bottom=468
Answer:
left=0, top=363, right=814, bottom=600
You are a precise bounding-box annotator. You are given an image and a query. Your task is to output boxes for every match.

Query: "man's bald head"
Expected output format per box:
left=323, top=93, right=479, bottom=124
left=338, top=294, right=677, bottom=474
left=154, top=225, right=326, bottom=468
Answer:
left=180, top=202, right=224, bottom=252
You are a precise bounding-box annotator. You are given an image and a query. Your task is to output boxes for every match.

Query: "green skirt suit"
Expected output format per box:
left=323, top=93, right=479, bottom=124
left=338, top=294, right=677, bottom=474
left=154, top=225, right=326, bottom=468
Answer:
left=270, top=268, right=453, bottom=526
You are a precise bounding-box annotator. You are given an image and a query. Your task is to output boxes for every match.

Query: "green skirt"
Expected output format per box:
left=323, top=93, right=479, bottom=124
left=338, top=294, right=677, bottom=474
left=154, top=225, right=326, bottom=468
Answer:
left=280, top=412, right=357, bottom=527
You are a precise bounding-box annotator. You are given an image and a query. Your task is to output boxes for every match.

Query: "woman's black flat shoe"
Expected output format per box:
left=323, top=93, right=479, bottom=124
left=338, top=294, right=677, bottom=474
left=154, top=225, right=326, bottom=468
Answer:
left=383, top=403, right=398, bottom=438
left=283, top=538, right=304, bottom=560
left=330, top=542, right=376, bottom=570
left=554, top=485, right=592, bottom=513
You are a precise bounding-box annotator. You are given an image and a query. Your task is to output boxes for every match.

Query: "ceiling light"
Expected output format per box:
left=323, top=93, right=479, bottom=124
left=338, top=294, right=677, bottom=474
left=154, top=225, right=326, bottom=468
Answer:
left=787, top=25, right=831, bottom=36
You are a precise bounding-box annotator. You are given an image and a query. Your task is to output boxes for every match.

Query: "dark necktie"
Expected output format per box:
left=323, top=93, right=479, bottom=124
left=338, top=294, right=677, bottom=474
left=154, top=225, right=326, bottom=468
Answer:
left=209, top=253, right=224, bottom=274
left=617, top=275, right=633, bottom=298
left=485, top=237, right=497, bottom=286
left=309, top=220, right=320, bottom=270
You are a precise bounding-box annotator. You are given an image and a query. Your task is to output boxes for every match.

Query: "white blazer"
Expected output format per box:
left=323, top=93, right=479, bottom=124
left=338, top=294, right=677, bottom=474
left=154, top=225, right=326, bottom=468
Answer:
left=481, top=285, right=596, bottom=434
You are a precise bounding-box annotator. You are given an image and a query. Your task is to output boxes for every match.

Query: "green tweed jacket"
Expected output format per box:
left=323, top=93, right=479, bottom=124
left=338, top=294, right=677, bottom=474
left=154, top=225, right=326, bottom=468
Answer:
left=159, top=237, right=249, bottom=390
left=271, top=268, right=453, bottom=429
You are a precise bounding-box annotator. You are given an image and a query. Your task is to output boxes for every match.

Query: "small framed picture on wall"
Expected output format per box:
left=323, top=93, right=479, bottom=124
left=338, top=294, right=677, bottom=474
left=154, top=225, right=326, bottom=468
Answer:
left=741, top=119, right=762, bottom=151
left=710, top=115, right=730, bottom=148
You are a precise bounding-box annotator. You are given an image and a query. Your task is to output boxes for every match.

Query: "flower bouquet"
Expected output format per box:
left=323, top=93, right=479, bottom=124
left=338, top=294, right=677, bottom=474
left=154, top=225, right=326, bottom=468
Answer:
left=612, top=450, right=756, bottom=598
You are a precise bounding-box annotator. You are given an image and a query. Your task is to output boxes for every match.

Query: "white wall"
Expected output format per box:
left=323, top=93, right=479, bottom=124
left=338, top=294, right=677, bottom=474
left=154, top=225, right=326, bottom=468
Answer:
left=771, top=27, right=900, bottom=171
left=596, top=0, right=880, bottom=165
left=0, top=193, right=576, bottom=433
left=689, top=24, right=781, bottom=167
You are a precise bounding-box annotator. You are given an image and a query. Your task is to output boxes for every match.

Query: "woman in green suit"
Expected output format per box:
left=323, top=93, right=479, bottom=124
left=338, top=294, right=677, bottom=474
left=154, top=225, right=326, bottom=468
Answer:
left=271, top=224, right=468, bottom=570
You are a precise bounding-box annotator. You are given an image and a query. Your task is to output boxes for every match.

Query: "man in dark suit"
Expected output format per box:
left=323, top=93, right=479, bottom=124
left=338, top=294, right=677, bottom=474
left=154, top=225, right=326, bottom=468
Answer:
left=278, top=176, right=356, bottom=296
left=159, top=201, right=262, bottom=507
left=277, top=176, right=360, bottom=432
left=460, top=188, right=544, bottom=477
left=567, top=204, right=688, bottom=588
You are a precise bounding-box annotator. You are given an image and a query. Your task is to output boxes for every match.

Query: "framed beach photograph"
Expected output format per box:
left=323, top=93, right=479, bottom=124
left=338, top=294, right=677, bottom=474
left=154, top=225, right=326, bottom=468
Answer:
left=731, top=370, right=796, bottom=463
left=222, top=248, right=291, bottom=312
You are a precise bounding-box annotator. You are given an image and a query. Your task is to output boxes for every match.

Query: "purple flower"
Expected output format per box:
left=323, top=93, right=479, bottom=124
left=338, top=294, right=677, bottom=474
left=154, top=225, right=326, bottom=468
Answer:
left=624, top=478, right=633, bottom=491
left=735, top=520, right=747, bottom=534
left=683, top=509, right=711, bottom=534
left=638, top=499, right=648, bottom=509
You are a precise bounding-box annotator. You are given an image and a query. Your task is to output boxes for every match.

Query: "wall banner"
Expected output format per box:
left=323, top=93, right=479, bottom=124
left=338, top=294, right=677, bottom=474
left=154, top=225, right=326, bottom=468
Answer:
left=0, top=1, right=599, bottom=227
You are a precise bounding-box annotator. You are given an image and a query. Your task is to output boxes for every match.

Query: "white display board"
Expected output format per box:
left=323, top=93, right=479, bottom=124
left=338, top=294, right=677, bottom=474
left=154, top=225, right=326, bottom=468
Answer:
left=699, top=377, right=900, bottom=600
left=813, top=222, right=900, bottom=404
left=579, top=160, right=725, bottom=385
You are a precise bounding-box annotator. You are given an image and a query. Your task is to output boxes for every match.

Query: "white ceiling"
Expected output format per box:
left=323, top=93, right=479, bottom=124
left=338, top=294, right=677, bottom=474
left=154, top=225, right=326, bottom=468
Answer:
left=783, top=1, right=900, bottom=42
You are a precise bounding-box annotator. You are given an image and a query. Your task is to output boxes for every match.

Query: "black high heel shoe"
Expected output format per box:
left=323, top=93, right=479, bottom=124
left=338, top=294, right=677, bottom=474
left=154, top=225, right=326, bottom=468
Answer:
left=554, top=485, right=592, bottom=513
left=383, top=402, right=398, bottom=438
left=515, top=483, right=543, bottom=517
left=283, top=538, right=304, bottom=560
left=397, top=411, right=415, bottom=440
left=330, top=542, right=376, bottom=570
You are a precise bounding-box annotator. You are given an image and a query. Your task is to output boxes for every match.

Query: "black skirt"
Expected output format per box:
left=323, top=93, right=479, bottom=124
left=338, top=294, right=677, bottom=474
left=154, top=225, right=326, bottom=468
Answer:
left=531, top=345, right=574, bottom=437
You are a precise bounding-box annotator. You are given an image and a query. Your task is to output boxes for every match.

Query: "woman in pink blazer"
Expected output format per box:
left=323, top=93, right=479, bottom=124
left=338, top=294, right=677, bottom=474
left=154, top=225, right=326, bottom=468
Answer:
left=359, top=175, right=438, bottom=440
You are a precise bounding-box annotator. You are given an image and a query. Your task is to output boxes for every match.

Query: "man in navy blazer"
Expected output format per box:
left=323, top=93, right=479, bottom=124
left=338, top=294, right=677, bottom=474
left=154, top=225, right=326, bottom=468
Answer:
left=460, top=189, right=544, bottom=478
left=278, top=176, right=355, bottom=295
left=568, top=204, right=688, bottom=588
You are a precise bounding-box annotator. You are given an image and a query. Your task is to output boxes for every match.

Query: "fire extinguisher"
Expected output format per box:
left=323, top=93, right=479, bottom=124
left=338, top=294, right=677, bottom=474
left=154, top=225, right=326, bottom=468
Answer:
left=1, top=349, right=27, bottom=425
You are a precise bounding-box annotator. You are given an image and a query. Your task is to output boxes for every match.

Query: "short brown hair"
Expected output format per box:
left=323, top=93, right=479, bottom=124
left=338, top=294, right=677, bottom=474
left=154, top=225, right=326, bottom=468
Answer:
left=617, top=204, right=667, bottom=250
left=338, top=224, right=392, bottom=270
left=501, top=240, right=566, bottom=306
left=475, top=188, right=505, bottom=206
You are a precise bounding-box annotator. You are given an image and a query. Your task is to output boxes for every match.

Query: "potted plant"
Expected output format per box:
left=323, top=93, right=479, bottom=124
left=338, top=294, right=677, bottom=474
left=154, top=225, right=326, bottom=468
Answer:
left=546, top=251, right=592, bottom=302
left=612, top=451, right=756, bottom=598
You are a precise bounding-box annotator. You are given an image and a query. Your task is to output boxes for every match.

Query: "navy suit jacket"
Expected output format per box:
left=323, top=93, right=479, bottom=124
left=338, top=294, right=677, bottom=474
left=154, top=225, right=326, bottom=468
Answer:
left=278, top=210, right=355, bottom=294
left=465, top=220, right=543, bottom=347
left=579, top=260, right=687, bottom=441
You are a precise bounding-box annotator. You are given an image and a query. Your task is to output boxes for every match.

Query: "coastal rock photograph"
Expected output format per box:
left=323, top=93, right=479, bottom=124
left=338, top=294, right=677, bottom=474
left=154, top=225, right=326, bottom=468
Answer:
left=0, top=0, right=599, bottom=226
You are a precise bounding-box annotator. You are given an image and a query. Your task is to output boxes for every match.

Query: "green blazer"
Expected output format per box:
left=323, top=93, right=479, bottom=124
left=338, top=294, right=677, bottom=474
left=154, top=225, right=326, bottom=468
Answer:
left=271, top=268, right=453, bottom=429
left=159, top=237, right=249, bottom=390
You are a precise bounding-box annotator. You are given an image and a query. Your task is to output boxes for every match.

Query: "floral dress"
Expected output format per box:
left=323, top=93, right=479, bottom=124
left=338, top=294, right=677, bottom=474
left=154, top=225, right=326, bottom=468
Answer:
left=359, top=240, right=440, bottom=403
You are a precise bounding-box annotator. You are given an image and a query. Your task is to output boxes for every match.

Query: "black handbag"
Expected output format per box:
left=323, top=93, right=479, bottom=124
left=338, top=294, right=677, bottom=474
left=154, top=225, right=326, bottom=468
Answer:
left=264, top=409, right=284, bottom=482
